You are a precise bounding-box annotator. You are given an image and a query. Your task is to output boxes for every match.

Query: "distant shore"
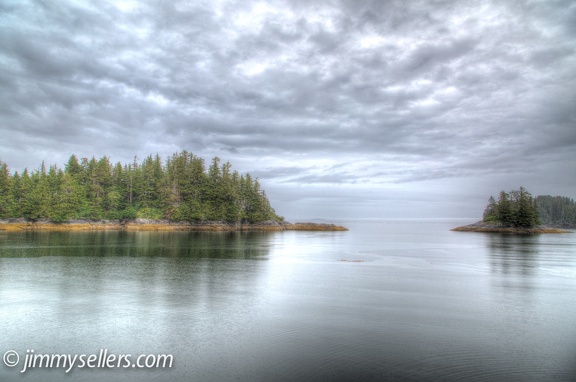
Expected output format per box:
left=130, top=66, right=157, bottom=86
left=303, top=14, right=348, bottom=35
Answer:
left=0, top=219, right=348, bottom=232
left=451, top=221, right=572, bottom=234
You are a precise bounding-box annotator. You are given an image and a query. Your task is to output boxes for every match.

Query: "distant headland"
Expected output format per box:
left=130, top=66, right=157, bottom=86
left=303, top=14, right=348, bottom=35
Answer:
left=452, top=187, right=574, bottom=234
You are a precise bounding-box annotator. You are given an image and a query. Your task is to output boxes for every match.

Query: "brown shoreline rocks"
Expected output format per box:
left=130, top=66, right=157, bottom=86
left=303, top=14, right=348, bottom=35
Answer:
left=0, top=219, right=348, bottom=232
left=451, top=221, right=572, bottom=234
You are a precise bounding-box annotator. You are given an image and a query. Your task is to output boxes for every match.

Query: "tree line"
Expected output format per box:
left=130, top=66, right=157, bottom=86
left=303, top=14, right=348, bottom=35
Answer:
left=533, top=195, right=576, bottom=228
left=482, top=187, right=576, bottom=228
left=0, top=152, right=282, bottom=223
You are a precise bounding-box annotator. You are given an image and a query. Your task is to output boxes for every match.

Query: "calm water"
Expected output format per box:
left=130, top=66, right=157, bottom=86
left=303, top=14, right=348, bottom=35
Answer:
left=1, top=219, right=575, bottom=381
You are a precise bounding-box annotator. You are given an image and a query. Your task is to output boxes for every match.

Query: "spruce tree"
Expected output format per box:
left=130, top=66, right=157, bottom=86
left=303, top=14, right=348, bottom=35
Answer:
left=485, top=187, right=540, bottom=228
left=482, top=196, right=497, bottom=223
left=497, top=191, right=513, bottom=226
left=51, top=172, right=83, bottom=222
left=10, top=172, right=23, bottom=218
left=514, top=187, right=538, bottom=227
left=0, top=152, right=281, bottom=224
left=0, top=161, right=14, bottom=218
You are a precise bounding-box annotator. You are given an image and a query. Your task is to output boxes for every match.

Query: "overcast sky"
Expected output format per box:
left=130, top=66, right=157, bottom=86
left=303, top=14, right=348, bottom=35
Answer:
left=1, top=0, right=575, bottom=220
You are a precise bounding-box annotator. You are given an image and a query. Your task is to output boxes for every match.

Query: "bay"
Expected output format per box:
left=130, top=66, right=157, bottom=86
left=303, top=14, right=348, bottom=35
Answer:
left=0, top=219, right=575, bottom=381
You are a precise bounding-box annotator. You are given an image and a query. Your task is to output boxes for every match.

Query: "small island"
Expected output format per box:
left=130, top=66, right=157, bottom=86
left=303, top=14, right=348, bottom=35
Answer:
left=0, top=152, right=347, bottom=232
left=452, top=187, right=574, bottom=234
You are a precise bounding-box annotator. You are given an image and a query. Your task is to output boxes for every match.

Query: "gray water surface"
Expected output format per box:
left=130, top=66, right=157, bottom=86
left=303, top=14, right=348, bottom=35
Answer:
left=1, top=219, right=575, bottom=381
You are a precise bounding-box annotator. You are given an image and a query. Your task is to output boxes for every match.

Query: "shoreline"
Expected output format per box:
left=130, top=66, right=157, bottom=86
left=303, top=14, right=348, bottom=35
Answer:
left=0, top=219, right=348, bottom=232
left=451, top=221, right=572, bottom=234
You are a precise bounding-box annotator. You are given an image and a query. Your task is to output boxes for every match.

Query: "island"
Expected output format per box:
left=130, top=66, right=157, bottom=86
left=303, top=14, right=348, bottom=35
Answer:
left=0, top=152, right=347, bottom=232
left=452, top=187, right=574, bottom=234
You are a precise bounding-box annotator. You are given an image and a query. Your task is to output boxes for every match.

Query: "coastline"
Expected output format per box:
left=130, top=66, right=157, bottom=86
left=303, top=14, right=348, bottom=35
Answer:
left=451, top=221, right=572, bottom=234
left=0, top=219, right=348, bottom=232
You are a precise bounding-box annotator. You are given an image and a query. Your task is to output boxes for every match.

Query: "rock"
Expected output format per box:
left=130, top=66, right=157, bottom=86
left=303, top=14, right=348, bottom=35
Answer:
left=0, top=219, right=348, bottom=232
left=451, top=221, right=572, bottom=234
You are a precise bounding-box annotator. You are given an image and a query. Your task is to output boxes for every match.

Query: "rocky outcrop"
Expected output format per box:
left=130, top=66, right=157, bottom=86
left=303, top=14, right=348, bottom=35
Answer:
left=451, top=221, right=572, bottom=234
left=0, top=219, right=348, bottom=232
left=286, top=222, right=348, bottom=231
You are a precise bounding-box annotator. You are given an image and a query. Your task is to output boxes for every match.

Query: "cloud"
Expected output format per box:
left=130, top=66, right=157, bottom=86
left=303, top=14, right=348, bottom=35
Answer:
left=1, top=0, right=575, bottom=217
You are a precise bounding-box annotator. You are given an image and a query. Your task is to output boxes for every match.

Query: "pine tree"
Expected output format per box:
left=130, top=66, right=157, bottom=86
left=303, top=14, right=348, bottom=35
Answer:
left=534, top=195, right=576, bottom=227
left=10, top=171, right=23, bottom=217
left=17, top=169, right=34, bottom=219
left=482, top=196, right=497, bottom=223
left=22, top=165, right=52, bottom=220
left=51, top=172, right=83, bottom=222
left=0, top=161, right=14, bottom=218
left=65, top=155, right=83, bottom=180
left=485, top=187, right=540, bottom=228
left=514, top=187, right=538, bottom=227
left=204, top=157, right=224, bottom=220
left=0, top=152, right=282, bottom=224
left=497, top=191, right=513, bottom=226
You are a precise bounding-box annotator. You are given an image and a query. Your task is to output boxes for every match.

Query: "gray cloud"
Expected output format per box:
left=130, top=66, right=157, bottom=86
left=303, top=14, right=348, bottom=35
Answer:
left=1, top=0, right=575, bottom=218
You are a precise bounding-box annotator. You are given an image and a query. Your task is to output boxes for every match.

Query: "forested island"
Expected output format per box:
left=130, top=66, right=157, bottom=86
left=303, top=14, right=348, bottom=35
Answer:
left=0, top=152, right=347, bottom=231
left=452, top=187, right=575, bottom=234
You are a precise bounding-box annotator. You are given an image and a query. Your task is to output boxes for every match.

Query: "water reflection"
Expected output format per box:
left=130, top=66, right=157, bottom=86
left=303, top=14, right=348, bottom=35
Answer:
left=1, top=224, right=575, bottom=381
left=0, top=231, right=273, bottom=259
left=0, top=231, right=275, bottom=382
left=486, top=234, right=540, bottom=276
left=485, top=233, right=542, bottom=300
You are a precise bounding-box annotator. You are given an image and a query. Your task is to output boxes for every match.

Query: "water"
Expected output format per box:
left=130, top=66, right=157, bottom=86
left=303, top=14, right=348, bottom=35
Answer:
left=0, top=219, right=575, bottom=381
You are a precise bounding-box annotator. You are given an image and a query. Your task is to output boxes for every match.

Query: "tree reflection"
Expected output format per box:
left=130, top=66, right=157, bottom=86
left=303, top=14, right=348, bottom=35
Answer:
left=0, top=231, right=273, bottom=259
left=486, top=233, right=540, bottom=276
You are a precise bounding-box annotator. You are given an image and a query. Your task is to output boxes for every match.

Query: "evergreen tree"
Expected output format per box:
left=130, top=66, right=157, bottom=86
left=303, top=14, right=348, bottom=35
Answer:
left=482, top=196, right=497, bottom=223
left=0, top=161, right=14, bottom=218
left=10, top=172, right=23, bottom=218
left=0, top=152, right=282, bottom=223
left=514, top=187, right=538, bottom=227
left=496, top=191, right=513, bottom=226
left=204, top=157, right=224, bottom=220
left=51, top=172, right=83, bottom=222
left=187, top=155, right=206, bottom=220
left=535, top=195, right=576, bottom=227
left=23, top=165, right=52, bottom=220
left=161, top=151, right=191, bottom=220
left=17, top=169, right=33, bottom=219
left=45, top=165, right=64, bottom=221
left=484, top=187, right=540, bottom=228
left=65, top=155, right=83, bottom=180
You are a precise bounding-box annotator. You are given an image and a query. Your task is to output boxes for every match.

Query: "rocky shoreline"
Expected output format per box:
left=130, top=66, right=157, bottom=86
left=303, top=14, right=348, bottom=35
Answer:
left=451, top=221, right=572, bottom=234
left=0, top=218, right=348, bottom=232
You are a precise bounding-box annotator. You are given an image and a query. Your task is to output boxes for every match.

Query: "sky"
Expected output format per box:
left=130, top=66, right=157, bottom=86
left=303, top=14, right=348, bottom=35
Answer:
left=1, top=0, right=575, bottom=220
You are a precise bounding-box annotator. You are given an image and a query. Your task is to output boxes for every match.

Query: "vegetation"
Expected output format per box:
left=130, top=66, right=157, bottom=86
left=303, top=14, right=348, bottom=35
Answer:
left=534, top=195, right=576, bottom=228
left=0, top=152, right=282, bottom=223
left=482, top=188, right=576, bottom=228
left=482, top=187, right=540, bottom=228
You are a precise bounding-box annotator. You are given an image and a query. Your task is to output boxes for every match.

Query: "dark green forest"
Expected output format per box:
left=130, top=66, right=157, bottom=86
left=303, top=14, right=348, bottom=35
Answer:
left=534, top=195, right=576, bottom=228
left=0, top=152, right=281, bottom=223
left=482, top=187, right=576, bottom=228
